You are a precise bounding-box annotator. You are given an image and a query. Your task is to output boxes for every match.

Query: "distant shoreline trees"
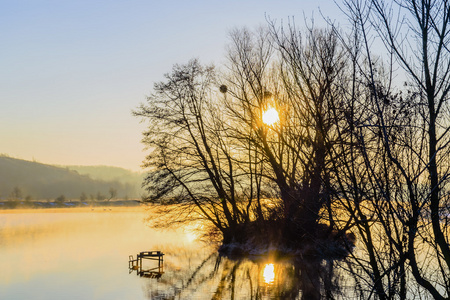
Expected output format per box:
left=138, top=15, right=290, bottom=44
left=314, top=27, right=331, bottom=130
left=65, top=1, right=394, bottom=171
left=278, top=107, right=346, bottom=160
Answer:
left=0, top=156, right=143, bottom=200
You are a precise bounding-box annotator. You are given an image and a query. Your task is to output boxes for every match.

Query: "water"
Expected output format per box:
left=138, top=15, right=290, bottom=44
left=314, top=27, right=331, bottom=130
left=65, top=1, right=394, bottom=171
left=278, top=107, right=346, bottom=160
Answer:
left=0, top=207, right=202, bottom=300
left=0, top=207, right=345, bottom=300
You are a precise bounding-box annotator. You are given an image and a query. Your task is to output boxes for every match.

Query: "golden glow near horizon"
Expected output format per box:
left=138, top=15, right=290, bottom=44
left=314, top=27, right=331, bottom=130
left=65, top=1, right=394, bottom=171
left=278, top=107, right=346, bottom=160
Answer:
left=263, top=263, right=275, bottom=284
left=262, top=107, right=279, bottom=126
left=184, top=224, right=201, bottom=243
left=185, top=231, right=197, bottom=242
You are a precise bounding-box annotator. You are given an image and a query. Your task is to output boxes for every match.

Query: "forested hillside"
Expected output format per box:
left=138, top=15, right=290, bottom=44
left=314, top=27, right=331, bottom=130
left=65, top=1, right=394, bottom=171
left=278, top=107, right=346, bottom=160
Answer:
left=0, top=156, right=142, bottom=200
left=65, top=165, right=144, bottom=186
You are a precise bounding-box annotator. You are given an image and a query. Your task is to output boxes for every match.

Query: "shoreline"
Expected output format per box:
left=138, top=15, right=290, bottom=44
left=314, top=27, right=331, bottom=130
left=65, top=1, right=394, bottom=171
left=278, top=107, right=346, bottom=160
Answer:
left=0, top=200, right=145, bottom=214
left=0, top=206, right=147, bottom=214
left=0, top=199, right=142, bottom=210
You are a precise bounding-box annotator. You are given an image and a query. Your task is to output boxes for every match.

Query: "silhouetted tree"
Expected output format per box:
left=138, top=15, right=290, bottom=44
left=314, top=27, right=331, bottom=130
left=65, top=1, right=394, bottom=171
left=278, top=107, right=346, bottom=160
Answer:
left=108, top=187, right=117, bottom=201
left=55, top=194, right=66, bottom=204
left=80, top=192, right=87, bottom=202
left=136, top=26, right=354, bottom=257
left=135, top=59, right=272, bottom=242
left=322, top=0, right=450, bottom=298
left=223, top=25, right=349, bottom=247
left=9, top=186, right=22, bottom=201
left=96, top=192, right=105, bottom=201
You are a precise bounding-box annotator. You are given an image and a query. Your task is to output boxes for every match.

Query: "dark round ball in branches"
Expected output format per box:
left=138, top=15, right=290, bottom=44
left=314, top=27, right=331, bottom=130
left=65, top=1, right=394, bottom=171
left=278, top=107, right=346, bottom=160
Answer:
left=219, top=85, right=228, bottom=93
left=263, top=91, right=273, bottom=99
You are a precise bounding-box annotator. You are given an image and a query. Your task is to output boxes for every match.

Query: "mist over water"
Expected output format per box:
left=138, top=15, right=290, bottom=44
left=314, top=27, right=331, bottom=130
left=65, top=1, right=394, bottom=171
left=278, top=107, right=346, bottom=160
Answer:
left=0, top=208, right=199, bottom=300
left=0, top=208, right=358, bottom=299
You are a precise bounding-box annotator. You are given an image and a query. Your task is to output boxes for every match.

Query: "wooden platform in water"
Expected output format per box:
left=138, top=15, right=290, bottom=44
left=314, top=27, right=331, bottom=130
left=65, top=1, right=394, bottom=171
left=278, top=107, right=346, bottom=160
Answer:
left=129, top=251, right=164, bottom=278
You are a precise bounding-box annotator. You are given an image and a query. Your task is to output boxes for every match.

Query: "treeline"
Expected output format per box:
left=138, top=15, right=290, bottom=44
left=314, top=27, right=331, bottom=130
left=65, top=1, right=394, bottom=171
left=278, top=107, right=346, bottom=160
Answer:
left=64, top=165, right=144, bottom=185
left=0, top=156, right=142, bottom=201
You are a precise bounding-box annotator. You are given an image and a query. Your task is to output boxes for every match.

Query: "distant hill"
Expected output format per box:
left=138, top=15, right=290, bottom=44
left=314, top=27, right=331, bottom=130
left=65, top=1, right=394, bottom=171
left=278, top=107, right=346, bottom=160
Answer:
left=0, top=156, right=144, bottom=200
left=64, top=165, right=144, bottom=185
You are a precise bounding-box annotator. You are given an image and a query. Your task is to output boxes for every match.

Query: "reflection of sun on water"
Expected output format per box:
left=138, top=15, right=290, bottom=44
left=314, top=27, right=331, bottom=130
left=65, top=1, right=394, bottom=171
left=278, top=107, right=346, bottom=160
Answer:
left=262, top=107, right=279, bottom=125
left=263, top=263, right=275, bottom=284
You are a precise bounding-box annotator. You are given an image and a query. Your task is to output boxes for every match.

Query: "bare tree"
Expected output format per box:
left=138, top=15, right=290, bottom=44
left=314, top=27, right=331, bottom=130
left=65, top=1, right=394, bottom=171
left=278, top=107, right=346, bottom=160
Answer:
left=108, top=187, right=117, bottom=201
left=222, top=25, right=352, bottom=252
left=9, top=186, right=22, bottom=201
left=329, top=0, right=450, bottom=298
left=270, top=23, right=348, bottom=240
left=134, top=59, right=274, bottom=243
left=136, top=23, right=360, bottom=263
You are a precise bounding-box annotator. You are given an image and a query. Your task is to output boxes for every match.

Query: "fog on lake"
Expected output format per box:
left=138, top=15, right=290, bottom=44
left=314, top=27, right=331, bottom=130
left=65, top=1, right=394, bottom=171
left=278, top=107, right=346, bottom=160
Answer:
left=0, top=207, right=363, bottom=299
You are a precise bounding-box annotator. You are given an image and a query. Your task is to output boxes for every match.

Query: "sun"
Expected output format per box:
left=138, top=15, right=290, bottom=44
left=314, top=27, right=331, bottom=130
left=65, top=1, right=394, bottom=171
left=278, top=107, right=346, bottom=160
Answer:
left=262, top=107, right=280, bottom=125
left=263, top=263, right=275, bottom=284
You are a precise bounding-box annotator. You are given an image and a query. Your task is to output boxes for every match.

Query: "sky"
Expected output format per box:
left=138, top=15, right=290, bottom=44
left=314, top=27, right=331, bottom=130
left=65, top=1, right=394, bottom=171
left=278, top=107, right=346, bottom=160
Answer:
left=1, top=0, right=345, bottom=172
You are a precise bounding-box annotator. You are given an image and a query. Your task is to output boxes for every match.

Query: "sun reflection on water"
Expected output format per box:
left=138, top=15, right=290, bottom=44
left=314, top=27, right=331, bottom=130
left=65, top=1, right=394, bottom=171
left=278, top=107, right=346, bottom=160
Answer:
left=263, top=263, right=275, bottom=285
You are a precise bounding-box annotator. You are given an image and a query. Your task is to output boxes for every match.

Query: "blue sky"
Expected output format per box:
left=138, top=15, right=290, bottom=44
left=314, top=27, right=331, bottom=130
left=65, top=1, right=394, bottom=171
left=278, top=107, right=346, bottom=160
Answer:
left=0, top=0, right=344, bottom=171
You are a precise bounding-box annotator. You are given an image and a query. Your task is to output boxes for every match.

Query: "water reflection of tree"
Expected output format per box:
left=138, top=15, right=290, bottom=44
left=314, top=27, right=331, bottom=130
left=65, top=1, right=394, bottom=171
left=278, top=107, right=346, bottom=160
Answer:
left=142, top=247, right=344, bottom=300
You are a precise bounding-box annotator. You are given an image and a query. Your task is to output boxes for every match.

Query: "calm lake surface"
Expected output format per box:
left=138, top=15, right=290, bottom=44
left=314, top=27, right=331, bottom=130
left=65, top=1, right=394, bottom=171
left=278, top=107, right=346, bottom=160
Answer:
left=0, top=207, right=354, bottom=299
